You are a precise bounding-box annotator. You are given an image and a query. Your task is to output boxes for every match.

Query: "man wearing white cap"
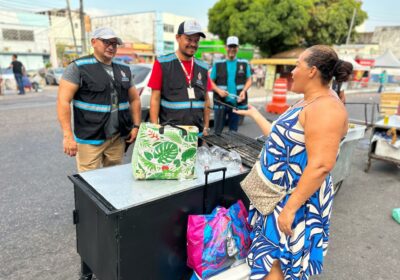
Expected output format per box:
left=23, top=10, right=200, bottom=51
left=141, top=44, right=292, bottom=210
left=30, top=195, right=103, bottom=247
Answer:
left=57, top=27, right=141, bottom=173
left=210, top=36, right=252, bottom=134
left=148, top=20, right=212, bottom=136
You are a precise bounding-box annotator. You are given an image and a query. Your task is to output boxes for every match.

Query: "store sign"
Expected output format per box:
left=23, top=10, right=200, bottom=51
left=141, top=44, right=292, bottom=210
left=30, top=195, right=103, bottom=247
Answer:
left=356, top=59, right=374, bottom=67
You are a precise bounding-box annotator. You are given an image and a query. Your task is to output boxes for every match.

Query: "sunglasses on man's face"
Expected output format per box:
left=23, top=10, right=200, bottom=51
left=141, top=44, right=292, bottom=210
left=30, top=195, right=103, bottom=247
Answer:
left=98, top=38, right=119, bottom=48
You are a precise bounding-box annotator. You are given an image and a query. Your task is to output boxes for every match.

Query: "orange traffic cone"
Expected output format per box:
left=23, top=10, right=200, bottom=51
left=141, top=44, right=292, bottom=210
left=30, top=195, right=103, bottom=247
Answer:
left=266, top=78, right=289, bottom=114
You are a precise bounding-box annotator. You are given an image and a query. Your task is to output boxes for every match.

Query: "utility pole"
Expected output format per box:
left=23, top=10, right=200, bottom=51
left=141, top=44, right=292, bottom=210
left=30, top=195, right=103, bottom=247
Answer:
left=346, top=0, right=362, bottom=45
left=346, top=8, right=357, bottom=45
left=66, top=0, right=78, bottom=53
left=79, top=0, right=87, bottom=55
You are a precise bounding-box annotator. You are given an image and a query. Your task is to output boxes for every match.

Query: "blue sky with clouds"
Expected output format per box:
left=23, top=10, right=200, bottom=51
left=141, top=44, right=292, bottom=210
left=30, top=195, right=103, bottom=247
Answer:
left=72, top=0, right=400, bottom=32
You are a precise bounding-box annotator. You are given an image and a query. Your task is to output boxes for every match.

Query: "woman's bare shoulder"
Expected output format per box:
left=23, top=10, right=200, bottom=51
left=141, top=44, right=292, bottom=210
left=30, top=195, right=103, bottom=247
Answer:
left=303, top=95, right=348, bottom=131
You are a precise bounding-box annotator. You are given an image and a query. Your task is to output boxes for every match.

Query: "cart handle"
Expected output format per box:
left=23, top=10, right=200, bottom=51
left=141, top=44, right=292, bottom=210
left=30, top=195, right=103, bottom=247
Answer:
left=203, top=167, right=227, bottom=213
left=204, top=167, right=227, bottom=184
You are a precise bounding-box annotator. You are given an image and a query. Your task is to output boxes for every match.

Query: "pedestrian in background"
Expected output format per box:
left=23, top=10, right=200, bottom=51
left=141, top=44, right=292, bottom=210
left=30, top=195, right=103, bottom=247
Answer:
left=210, top=36, right=252, bottom=135
left=378, top=69, right=387, bottom=93
left=255, top=65, right=265, bottom=88
left=148, top=20, right=212, bottom=136
left=235, top=45, right=351, bottom=280
left=57, top=27, right=141, bottom=173
left=9, top=54, right=25, bottom=95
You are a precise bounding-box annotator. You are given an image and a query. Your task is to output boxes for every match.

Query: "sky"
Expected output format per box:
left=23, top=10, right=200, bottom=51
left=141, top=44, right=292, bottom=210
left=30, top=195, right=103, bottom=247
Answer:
left=1, top=0, right=399, bottom=32
left=72, top=0, right=400, bottom=32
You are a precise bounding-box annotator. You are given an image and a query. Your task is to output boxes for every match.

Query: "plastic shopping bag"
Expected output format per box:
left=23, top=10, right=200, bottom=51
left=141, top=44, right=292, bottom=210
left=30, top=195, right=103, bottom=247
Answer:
left=187, top=200, right=252, bottom=279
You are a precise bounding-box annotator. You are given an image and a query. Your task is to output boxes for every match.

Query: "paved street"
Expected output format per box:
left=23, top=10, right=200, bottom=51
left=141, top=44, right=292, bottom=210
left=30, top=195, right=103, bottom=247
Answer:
left=0, top=86, right=399, bottom=280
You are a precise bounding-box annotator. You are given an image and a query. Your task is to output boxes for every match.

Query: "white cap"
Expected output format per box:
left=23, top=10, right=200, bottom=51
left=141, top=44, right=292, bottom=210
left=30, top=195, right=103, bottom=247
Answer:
left=92, top=27, right=123, bottom=45
left=177, top=20, right=206, bottom=38
left=226, top=36, right=239, bottom=46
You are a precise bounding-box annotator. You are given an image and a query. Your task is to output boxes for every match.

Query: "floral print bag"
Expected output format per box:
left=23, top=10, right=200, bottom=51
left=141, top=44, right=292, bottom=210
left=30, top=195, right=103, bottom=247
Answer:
left=132, top=122, right=199, bottom=180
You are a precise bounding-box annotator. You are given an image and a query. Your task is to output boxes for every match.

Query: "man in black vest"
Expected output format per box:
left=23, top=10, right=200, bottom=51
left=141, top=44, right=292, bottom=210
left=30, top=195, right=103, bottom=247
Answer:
left=148, top=20, right=211, bottom=136
left=57, top=27, right=141, bottom=173
left=210, top=36, right=252, bottom=135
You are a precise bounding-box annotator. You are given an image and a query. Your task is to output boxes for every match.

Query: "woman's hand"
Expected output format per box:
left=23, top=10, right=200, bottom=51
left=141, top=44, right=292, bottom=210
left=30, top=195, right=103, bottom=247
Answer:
left=277, top=207, right=296, bottom=236
left=233, top=104, right=258, bottom=118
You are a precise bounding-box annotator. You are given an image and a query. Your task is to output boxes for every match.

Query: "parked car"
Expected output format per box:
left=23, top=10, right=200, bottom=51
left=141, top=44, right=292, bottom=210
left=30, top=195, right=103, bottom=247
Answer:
left=45, top=68, right=64, bottom=85
left=0, top=68, right=17, bottom=90
left=130, top=64, right=152, bottom=121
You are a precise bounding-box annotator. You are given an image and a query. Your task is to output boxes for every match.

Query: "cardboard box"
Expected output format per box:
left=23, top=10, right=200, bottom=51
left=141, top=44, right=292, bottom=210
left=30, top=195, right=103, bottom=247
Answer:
left=375, top=139, right=400, bottom=160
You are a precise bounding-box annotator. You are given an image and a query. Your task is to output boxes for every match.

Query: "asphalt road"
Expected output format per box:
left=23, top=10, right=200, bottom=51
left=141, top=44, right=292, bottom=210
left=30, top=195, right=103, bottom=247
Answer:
left=0, top=87, right=399, bottom=280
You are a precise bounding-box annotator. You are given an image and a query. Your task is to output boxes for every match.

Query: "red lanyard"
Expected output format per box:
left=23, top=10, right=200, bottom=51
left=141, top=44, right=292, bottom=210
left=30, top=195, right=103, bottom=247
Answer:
left=177, top=55, right=194, bottom=87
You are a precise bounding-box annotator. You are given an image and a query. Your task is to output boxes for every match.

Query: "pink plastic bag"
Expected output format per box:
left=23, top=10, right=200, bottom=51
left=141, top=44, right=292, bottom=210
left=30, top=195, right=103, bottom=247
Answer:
left=187, top=200, right=251, bottom=279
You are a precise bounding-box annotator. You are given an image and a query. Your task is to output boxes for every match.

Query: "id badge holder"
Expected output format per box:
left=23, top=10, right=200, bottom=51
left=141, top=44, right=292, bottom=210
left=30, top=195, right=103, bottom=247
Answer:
left=187, top=86, right=195, bottom=99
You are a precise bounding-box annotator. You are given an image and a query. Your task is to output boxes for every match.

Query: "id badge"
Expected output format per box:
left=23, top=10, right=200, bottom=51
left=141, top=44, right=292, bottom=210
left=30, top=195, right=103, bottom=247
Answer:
left=187, top=87, right=195, bottom=99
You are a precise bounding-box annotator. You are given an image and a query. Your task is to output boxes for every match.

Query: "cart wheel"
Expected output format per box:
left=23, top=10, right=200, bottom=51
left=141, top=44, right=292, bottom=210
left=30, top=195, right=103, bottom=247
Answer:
left=333, top=180, right=344, bottom=195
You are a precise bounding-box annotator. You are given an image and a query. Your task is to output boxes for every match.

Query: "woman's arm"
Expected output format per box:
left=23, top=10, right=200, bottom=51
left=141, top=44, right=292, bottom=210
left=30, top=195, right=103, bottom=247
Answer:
left=234, top=105, right=272, bottom=135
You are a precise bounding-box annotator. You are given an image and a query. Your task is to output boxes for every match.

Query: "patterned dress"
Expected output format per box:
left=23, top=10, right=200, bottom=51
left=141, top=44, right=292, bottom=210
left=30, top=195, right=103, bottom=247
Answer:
left=247, top=104, right=334, bottom=280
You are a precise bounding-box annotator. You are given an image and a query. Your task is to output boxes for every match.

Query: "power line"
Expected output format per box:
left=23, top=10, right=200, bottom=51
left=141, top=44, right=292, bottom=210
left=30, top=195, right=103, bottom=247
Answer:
left=0, top=0, right=65, bottom=10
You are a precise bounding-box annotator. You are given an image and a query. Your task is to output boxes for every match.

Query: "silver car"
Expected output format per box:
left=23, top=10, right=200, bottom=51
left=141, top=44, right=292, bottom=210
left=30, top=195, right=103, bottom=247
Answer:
left=45, top=68, right=64, bottom=85
left=130, top=64, right=152, bottom=121
left=0, top=68, right=17, bottom=90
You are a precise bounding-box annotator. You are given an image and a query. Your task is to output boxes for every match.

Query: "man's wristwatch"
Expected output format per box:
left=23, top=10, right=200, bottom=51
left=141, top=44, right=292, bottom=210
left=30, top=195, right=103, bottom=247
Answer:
left=133, top=124, right=140, bottom=129
left=203, top=127, right=210, bottom=133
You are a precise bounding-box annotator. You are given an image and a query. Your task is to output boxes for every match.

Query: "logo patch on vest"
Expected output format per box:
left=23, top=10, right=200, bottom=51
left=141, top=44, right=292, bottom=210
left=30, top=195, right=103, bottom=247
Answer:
left=196, top=72, right=203, bottom=86
left=238, top=64, right=245, bottom=74
left=121, top=70, right=129, bottom=82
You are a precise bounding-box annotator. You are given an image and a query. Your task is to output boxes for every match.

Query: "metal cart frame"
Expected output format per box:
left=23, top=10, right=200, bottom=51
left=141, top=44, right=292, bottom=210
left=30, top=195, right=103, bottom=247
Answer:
left=365, top=115, right=400, bottom=172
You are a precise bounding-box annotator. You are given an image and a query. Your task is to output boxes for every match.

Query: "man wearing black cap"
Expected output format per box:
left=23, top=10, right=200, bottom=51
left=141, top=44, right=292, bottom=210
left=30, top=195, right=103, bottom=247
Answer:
left=148, top=20, right=211, bottom=136
left=57, top=27, right=141, bottom=172
left=210, top=36, right=252, bottom=134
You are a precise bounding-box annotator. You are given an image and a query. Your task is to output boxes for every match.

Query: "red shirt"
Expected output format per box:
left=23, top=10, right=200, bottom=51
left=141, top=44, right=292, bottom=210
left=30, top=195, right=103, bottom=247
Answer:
left=148, top=59, right=212, bottom=91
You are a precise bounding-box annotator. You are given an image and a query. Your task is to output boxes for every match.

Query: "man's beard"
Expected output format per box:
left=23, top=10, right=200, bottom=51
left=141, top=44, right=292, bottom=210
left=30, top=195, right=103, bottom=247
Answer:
left=182, top=47, right=197, bottom=58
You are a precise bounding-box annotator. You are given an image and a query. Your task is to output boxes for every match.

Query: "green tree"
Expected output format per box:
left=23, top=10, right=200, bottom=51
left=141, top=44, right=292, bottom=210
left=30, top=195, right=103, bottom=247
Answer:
left=208, top=0, right=367, bottom=56
left=305, top=0, right=367, bottom=46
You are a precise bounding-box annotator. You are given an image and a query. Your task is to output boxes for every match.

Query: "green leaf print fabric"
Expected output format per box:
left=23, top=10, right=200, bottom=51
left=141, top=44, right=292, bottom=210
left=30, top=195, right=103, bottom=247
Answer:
left=132, top=123, right=199, bottom=180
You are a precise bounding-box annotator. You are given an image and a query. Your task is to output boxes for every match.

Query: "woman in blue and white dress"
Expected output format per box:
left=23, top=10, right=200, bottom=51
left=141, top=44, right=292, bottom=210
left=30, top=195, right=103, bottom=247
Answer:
left=234, top=45, right=353, bottom=280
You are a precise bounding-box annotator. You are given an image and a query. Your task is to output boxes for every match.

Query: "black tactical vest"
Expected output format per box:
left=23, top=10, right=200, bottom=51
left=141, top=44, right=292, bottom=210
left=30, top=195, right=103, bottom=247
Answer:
left=158, top=53, right=209, bottom=131
left=72, top=55, right=132, bottom=144
left=213, top=59, right=249, bottom=108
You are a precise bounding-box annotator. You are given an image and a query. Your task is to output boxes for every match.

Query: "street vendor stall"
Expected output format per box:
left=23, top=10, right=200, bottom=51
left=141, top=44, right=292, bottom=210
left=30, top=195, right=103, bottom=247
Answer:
left=340, top=55, right=371, bottom=88
left=330, top=123, right=366, bottom=193
left=70, top=148, right=252, bottom=280
left=70, top=124, right=367, bottom=280
left=366, top=115, right=400, bottom=172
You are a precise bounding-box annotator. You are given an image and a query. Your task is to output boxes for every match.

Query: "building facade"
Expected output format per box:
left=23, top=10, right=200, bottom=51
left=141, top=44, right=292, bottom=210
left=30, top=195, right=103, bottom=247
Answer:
left=372, top=26, right=400, bottom=58
left=0, top=11, right=50, bottom=70
left=38, top=9, right=86, bottom=67
left=91, top=11, right=195, bottom=62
